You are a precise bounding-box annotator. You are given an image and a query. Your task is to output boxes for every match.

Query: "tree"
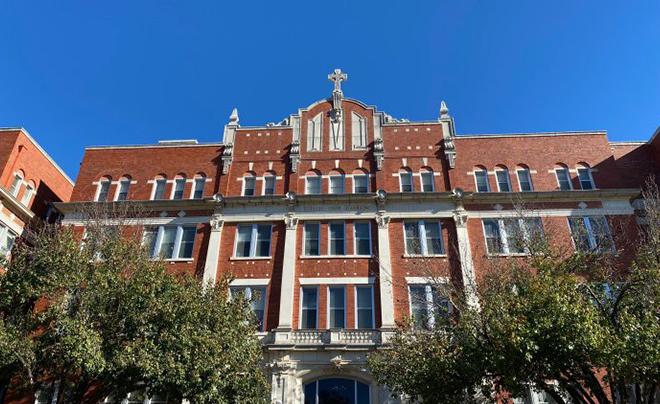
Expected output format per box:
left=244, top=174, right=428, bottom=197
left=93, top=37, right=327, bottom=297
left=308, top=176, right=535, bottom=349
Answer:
left=368, top=180, right=660, bottom=404
left=0, top=208, right=269, bottom=403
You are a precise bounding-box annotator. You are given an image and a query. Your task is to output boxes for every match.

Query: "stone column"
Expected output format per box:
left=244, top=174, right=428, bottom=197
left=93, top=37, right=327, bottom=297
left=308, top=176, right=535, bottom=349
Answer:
left=277, top=213, right=298, bottom=331
left=202, top=214, right=223, bottom=286
left=376, top=213, right=396, bottom=329
left=453, top=208, right=479, bottom=308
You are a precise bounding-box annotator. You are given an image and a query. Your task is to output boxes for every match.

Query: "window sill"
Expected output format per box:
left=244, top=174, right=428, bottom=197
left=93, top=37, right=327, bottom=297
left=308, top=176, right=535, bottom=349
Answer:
left=299, top=254, right=373, bottom=260
left=230, top=256, right=273, bottom=261
left=163, top=258, right=194, bottom=263
left=402, top=254, right=447, bottom=258
left=486, top=253, right=529, bottom=258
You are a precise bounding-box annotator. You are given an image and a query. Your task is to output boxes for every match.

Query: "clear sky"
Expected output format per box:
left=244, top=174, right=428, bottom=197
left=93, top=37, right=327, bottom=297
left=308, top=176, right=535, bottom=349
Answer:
left=1, top=0, right=659, bottom=179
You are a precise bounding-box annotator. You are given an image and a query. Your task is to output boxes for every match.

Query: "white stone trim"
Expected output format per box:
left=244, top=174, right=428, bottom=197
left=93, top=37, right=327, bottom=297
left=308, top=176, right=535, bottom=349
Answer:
left=230, top=278, right=271, bottom=286
left=405, top=276, right=449, bottom=284
left=299, top=277, right=375, bottom=285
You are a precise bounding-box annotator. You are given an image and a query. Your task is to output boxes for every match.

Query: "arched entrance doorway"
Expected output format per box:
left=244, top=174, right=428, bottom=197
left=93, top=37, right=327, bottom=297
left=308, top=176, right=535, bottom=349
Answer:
left=303, top=378, right=370, bottom=404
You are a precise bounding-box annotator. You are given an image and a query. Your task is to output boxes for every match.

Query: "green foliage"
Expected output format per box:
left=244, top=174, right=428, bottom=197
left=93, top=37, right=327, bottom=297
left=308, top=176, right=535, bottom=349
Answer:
left=0, top=223, right=268, bottom=403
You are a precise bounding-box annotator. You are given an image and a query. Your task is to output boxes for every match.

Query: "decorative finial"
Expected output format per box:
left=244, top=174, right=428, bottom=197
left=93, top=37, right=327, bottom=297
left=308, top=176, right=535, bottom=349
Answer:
left=440, top=100, right=449, bottom=119
left=328, top=69, right=348, bottom=93
left=228, top=107, right=239, bottom=126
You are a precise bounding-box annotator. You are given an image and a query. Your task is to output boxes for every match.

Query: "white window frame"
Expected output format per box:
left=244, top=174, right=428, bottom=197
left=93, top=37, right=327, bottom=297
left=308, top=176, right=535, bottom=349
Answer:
left=403, top=220, right=445, bottom=256
left=170, top=177, right=186, bottom=199
left=146, top=225, right=196, bottom=261
left=9, top=172, right=23, bottom=196
left=420, top=170, right=435, bottom=192
left=399, top=171, right=414, bottom=192
left=242, top=175, right=256, bottom=196
left=21, top=183, right=34, bottom=205
left=233, top=223, right=273, bottom=258
left=305, top=175, right=322, bottom=195
left=568, top=216, right=614, bottom=253
left=329, top=174, right=346, bottom=194
left=473, top=169, right=490, bottom=192
left=352, top=173, right=369, bottom=194
left=303, top=222, right=321, bottom=256
left=0, top=224, right=17, bottom=256
left=229, top=285, right=268, bottom=331
left=114, top=179, right=131, bottom=201
left=481, top=218, right=542, bottom=256
left=95, top=179, right=111, bottom=202
left=576, top=166, right=596, bottom=190
left=353, top=221, right=372, bottom=256
left=516, top=168, right=534, bottom=192
left=262, top=174, right=276, bottom=195
left=327, top=221, right=346, bottom=256
left=191, top=176, right=206, bottom=199
left=554, top=167, right=573, bottom=190
left=327, top=285, right=347, bottom=329
left=355, top=285, right=375, bottom=329
left=299, top=286, right=319, bottom=329
left=151, top=178, right=167, bottom=200
left=494, top=168, right=512, bottom=192
left=408, top=284, right=450, bottom=329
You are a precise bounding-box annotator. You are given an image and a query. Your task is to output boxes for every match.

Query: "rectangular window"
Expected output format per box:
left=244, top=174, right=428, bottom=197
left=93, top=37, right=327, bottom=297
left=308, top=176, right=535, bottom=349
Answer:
left=145, top=225, right=197, bottom=260
left=234, top=224, right=272, bottom=258
left=172, top=178, right=185, bottom=199
left=307, top=113, right=323, bottom=152
left=300, top=287, right=318, bottom=329
left=568, top=216, right=613, bottom=253
left=329, top=222, right=345, bottom=255
left=353, top=174, right=369, bottom=193
left=495, top=170, right=511, bottom=192
left=192, top=177, right=205, bottom=199
left=230, top=286, right=267, bottom=330
left=153, top=179, right=167, bottom=200
left=329, top=175, right=345, bottom=194
left=354, top=221, right=372, bottom=256
left=474, top=170, right=490, bottom=192
left=517, top=169, right=533, bottom=192
left=0, top=224, right=17, bottom=256
left=409, top=284, right=450, bottom=329
left=577, top=168, right=595, bottom=190
left=97, top=181, right=110, bottom=201
left=21, top=184, right=33, bottom=205
left=404, top=220, right=444, bottom=256
left=263, top=176, right=276, bottom=195
left=555, top=168, right=572, bottom=190
left=356, top=286, right=374, bottom=329
left=243, top=176, right=256, bottom=196
left=421, top=171, right=434, bottom=192
left=328, top=286, right=345, bottom=328
left=306, top=176, right=321, bottom=194
left=116, top=180, right=130, bottom=201
left=482, top=218, right=544, bottom=255
left=303, top=223, right=320, bottom=256
left=9, top=175, right=21, bottom=196
left=400, top=172, right=414, bottom=192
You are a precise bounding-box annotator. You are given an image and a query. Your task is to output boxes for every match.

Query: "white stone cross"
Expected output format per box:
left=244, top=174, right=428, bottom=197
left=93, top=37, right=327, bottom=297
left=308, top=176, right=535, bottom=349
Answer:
left=328, top=68, right=348, bottom=92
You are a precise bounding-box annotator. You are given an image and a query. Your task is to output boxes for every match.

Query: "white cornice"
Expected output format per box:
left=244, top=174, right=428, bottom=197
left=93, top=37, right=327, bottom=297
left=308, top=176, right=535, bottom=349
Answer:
left=85, top=142, right=223, bottom=150
left=456, top=130, right=607, bottom=139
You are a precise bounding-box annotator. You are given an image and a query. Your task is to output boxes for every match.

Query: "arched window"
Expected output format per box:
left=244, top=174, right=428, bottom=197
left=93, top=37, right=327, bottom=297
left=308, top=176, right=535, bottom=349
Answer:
left=172, top=174, right=187, bottom=199
left=192, top=173, right=206, bottom=199
left=516, top=164, right=533, bottom=192
left=115, top=175, right=131, bottom=201
left=305, top=170, right=322, bottom=195
left=242, top=172, right=256, bottom=196
left=420, top=167, right=434, bottom=192
left=96, top=176, right=112, bottom=202
left=21, top=180, right=35, bottom=206
left=576, top=163, right=595, bottom=190
left=303, top=378, right=370, bottom=404
left=9, top=170, right=24, bottom=197
left=473, top=166, right=490, bottom=192
left=399, top=167, right=414, bottom=192
left=328, top=169, right=345, bottom=194
left=262, top=171, right=276, bottom=196
left=152, top=174, right=167, bottom=200
left=352, top=169, right=369, bottom=194
left=494, top=165, right=511, bottom=192
left=554, top=164, right=572, bottom=190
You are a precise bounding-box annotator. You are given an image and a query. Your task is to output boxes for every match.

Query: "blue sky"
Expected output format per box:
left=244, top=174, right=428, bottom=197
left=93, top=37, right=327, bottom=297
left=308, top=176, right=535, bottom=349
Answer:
left=1, top=0, right=659, bottom=179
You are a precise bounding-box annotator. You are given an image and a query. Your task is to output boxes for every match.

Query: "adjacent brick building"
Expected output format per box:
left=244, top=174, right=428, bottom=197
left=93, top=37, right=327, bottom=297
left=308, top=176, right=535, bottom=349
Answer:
left=0, top=128, right=73, bottom=259
left=51, top=70, right=658, bottom=404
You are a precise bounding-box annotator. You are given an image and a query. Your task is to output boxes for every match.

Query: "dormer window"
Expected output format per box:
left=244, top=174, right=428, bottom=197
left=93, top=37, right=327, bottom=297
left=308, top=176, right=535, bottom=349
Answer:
left=577, top=164, right=595, bottom=190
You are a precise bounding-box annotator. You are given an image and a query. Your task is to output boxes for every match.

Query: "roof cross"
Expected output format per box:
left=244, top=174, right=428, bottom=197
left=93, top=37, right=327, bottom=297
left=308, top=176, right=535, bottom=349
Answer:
left=328, top=68, right=348, bottom=92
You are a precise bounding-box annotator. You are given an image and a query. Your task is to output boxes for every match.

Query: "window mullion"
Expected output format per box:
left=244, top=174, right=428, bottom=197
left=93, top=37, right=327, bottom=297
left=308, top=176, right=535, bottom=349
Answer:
left=584, top=217, right=597, bottom=250
left=153, top=226, right=165, bottom=257
left=498, top=219, right=510, bottom=254
left=418, top=221, right=428, bottom=255
left=172, top=226, right=184, bottom=259
left=250, top=225, right=258, bottom=257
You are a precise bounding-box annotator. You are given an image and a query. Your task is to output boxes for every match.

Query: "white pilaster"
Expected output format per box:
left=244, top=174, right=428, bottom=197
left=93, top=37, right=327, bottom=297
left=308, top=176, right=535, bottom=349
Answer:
left=202, top=215, right=223, bottom=286
left=277, top=215, right=298, bottom=329
left=453, top=209, right=479, bottom=308
left=376, top=214, right=396, bottom=329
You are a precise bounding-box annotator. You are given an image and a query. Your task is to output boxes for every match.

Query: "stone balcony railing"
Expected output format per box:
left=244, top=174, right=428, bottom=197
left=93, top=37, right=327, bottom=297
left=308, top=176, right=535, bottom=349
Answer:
left=269, top=329, right=383, bottom=347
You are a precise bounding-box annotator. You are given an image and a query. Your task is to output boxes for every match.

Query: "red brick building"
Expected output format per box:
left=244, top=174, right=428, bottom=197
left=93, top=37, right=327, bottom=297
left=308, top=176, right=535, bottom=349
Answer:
left=53, top=70, right=657, bottom=404
left=0, top=128, right=73, bottom=258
